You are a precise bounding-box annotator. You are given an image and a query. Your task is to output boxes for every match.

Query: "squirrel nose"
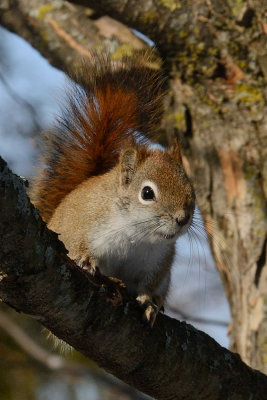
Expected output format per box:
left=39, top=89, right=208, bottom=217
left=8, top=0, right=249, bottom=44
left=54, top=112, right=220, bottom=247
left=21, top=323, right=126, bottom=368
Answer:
left=175, top=213, right=190, bottom=227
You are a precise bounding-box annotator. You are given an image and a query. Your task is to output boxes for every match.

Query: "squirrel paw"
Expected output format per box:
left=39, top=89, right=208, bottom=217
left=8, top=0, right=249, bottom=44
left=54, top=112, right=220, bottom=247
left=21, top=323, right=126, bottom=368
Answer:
left=77, top=255, right=97, bottom=276
left=136, top=294, right=159, bottom=327
left=144, top=303, right=159, bottom=327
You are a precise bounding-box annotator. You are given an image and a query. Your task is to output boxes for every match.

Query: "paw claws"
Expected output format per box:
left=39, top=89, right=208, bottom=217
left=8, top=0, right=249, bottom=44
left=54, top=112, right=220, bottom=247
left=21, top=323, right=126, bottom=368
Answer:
left=144, top=304, right=158, bottom=327
left=78, top=256, right=98, bottom=277
left=136, top=295, right=159, bottom=327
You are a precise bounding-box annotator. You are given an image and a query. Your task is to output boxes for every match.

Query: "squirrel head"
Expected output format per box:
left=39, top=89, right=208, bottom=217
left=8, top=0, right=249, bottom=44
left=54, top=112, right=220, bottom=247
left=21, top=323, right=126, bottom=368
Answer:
left=117, top=141, right=195, bottom=243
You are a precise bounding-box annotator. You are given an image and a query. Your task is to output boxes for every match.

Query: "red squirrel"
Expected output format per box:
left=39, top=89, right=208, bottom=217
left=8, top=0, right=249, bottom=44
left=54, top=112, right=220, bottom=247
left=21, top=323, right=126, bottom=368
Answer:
left=30, top=52, right=195, bottom=325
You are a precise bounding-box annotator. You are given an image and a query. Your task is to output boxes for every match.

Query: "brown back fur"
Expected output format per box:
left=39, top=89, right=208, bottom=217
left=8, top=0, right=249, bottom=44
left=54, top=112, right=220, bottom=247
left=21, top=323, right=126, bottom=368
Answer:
left=30, top=52, right=165, bottom=222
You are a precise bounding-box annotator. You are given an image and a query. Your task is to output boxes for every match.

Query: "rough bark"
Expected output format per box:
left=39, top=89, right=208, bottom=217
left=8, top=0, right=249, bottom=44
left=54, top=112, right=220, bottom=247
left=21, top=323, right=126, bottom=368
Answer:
left=0, top=0, right=266, bottom=375
left=68, top=0, right=267, bottom=79
left=165, top=68, right=267, bottom=374
left=158, top=2, right=267, bottom=374
left=1, top=155, right=267, bottom=400
left=0, top=0, right=146, bottom=72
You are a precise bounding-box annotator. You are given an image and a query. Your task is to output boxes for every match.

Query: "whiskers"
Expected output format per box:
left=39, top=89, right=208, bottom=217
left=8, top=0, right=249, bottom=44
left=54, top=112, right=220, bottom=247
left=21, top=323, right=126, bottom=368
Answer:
left=96, top=216, right=167, bottom=246
left=189, top=207, right=235, bottom=282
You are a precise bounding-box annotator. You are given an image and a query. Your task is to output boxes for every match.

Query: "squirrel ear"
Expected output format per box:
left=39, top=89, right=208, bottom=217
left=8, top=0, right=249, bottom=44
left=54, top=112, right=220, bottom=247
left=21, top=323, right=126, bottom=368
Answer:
left=120, top=148, right=138, bottom=186
left=169, top=138, right=182, bottom=162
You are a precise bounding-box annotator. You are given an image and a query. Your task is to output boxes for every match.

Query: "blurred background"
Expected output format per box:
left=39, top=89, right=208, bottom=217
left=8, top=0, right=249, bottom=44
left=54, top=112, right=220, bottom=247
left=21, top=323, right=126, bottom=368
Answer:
left=0, top=24, right=230, bottom=400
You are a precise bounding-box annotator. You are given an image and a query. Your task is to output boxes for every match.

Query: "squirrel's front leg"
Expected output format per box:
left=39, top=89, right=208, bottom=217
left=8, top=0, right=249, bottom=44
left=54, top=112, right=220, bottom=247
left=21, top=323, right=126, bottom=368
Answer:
left=136, top=267, right=170, bottom=326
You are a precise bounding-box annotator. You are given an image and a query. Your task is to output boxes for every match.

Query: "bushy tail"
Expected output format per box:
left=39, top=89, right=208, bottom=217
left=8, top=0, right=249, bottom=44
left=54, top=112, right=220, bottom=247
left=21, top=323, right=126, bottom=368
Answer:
left=30, top=51, right=165, bottom=222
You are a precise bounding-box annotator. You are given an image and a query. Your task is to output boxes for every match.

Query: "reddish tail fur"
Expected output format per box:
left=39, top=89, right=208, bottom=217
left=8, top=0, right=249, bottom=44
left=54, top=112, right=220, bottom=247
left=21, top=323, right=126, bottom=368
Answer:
left=30, top=52, right=165, bottom=222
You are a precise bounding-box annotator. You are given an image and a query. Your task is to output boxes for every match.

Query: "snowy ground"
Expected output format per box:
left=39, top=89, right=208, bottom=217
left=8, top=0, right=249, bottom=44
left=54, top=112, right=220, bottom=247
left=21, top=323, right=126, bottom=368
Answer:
left=0, top=26, right=230, bottom=348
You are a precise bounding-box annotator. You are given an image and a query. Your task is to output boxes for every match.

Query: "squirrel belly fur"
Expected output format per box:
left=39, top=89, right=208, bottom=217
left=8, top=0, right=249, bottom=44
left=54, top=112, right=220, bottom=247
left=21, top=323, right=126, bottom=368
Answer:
left=30, top=52, right=195, bottom=325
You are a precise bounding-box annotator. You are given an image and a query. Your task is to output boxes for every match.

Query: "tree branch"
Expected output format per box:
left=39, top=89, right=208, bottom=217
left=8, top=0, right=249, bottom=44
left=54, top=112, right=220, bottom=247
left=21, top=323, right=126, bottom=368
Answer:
left=68, top=0, right=267, bottom=80
left=0, top=0, right=146, bottom=72
left=0, top=156, right=267, bottom=399
left=70, top=0, right=202, bottom=57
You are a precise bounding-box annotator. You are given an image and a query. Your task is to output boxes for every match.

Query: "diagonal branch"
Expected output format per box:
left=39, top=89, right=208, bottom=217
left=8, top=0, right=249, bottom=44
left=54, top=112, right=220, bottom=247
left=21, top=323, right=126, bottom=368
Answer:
left=69, top=0, right=203, bottom=55
left=0, top=0, right=146, bottom=73
left=68, top=0, right=267, bottom=80
left=0, top=155, right=267, bottom=399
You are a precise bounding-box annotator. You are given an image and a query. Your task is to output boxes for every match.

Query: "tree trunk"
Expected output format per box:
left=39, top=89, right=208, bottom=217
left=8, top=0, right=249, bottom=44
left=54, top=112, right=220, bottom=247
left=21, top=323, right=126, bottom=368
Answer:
left=167, top=72, right=267, bottom=372
left=160, top=12, right=267, bottom=373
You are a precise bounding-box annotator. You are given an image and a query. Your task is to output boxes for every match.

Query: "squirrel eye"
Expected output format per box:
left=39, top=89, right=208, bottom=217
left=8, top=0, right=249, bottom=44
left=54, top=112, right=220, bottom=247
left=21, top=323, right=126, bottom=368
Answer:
left=141, top=186, right=155, bottom=201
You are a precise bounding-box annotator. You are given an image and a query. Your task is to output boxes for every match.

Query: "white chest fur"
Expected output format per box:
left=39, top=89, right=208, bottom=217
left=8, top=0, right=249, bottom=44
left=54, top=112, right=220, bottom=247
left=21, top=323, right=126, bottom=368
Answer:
left=88, top=214, right=170, bottom=294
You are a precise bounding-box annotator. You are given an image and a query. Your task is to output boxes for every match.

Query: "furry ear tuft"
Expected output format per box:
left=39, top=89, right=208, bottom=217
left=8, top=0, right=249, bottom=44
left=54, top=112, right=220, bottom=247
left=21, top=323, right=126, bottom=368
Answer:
left=120, top=148, right=138, bottom=186
left=169, top=138, right=182, bottom=162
